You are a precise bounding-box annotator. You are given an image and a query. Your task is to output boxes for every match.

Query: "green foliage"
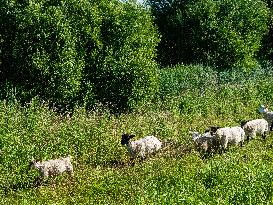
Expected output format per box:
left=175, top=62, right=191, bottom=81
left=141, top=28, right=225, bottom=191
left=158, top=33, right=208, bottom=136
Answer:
left=259, top=0, right=273, bottom=60
left=158, top=63, right=273, bottom=120
left=2, top=64, right=273, bottom=203
left=85, top=1, right=159, bottom=111
left=0, top=0, right=159, bottom=112
left=149, top=0, right=269, bottom=70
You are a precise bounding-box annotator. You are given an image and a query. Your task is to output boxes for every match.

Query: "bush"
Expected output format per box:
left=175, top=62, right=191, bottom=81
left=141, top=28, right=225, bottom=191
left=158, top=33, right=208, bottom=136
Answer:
left=259, top=0, right=273, bottom=61
left=0, top=0, right=159, bottom=112
left=84, top=1, right=159, bottom=111
left=149, top=0, right=269, bottom=70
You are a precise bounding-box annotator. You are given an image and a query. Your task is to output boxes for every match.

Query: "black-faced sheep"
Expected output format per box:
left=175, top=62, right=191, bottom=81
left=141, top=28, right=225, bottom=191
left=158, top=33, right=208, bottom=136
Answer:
left=121, top=134, right=162, bottom=159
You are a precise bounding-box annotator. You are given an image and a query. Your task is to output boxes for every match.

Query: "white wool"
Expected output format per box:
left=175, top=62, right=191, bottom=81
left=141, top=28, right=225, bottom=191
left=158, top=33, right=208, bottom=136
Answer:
left=242, top=119, right=268, bottom=139
left=127, top=136, right=162, bottom=158
left=30, top=156, right=74, bottom=178
left=215, top=126, right=245, bottom=149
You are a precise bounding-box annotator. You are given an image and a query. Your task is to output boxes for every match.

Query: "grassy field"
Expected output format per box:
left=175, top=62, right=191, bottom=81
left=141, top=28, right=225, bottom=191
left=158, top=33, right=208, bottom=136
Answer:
left=1, top=63, right=273, bottom=204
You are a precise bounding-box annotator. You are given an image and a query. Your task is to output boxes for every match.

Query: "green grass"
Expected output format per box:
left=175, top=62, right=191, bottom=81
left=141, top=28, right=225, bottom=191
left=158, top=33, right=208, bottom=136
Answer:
left=1, top=64, right=273, bottom=204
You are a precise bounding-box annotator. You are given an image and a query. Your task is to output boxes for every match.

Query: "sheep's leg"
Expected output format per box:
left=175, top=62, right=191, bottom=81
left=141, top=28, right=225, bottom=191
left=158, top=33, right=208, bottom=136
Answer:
left=246, top=135, right=250, bottom=141
left=129, top=158, right=136, bottom=166
left=221, top=137, right=228, bottom=153
left=262, top=133, right=267, bottom=140
left=67, top=169, right=74, bottom=177
left=270, top=123, right=273, bottom=131
left=240, top=141, right=243, bottom=147
left=34, top=176, right=44, bottom=187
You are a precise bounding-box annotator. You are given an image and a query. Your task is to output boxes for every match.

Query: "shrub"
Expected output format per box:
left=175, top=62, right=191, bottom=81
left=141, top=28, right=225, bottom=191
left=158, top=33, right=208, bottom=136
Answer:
left=84, top=1, right=159, bottom=111
left=259, top=0, right=273, bottom=61
left=149, top=0, right=269, bottom=70
left=0, top=0, right=159, bottom=112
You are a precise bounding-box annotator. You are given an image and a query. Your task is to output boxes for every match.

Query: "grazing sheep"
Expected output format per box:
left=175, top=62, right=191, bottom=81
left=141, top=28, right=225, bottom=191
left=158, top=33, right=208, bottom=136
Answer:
left=241, top=119, right=268, bottom=140
left=205, top=126, right=221, bottom=135
left=213, top=126, right=245, bottom=150
left=29, top=155, right=74, bottom=178
left=121, top=133, right=162, bottom=159
left=191, top=131, right=219, bottom=154
left=259, top=105, right=273, bottom=131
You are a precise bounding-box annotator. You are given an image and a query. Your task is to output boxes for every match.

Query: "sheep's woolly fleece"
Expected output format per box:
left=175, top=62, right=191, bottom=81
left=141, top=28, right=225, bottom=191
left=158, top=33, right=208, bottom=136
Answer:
left=241, top=119, right=268, bottom=139
left=215, top=126, right=245, bottom=149
left=30, top=156, right=74, bottom=178
left=121, top=134, right=162, bottom=158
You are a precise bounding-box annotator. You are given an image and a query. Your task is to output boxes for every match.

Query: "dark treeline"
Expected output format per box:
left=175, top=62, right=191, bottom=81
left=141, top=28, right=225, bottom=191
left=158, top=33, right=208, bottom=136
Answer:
left=148, top=0, right=271, bottom=68
left=0, top=0, right=159, bottom=113
left=0, top=0, right=273, bottom=113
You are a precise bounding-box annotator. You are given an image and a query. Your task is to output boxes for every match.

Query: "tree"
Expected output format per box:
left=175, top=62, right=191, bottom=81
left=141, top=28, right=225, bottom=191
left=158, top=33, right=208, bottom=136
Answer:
left=149, top=0, right=269, bottom=70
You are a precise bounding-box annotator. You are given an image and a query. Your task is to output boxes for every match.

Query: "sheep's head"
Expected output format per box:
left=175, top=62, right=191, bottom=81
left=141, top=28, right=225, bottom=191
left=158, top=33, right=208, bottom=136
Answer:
left=191, top=132, right=200, bottom=141
left=121, top=133, right=135, bottom=145
left=259, top=105, right=269, bottom=113
left=207, top=126, right=221, bottom=133
left=240, top=120, right=249, bottom=127
left=29, top=159, right=40, bottom=170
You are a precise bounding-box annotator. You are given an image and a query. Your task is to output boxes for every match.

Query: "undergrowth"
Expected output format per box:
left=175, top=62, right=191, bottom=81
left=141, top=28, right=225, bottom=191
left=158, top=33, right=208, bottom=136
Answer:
left=1, top=63, right=273, bottom=204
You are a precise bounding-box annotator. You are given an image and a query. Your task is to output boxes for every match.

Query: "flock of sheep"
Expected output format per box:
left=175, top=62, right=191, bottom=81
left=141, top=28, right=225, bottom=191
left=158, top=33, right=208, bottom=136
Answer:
left=29, top=105, right=273, bottom=181
left=192, top=105, right=272, bottom=154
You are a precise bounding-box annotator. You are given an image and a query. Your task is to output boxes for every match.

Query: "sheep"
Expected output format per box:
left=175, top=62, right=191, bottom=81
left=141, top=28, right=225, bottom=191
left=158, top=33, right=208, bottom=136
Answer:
left=29, top=155, right=74, bottom=178
left=241, top=119, right=268, bottom=140
left=205, top=126, right=221, bottom=135
left=213, top=126, right=245, bottom=150
left=191, top=131, right=219, bottom=154
left=121, top=133, right=162, bottom=159
left=259, top=105, right=273, bottom=131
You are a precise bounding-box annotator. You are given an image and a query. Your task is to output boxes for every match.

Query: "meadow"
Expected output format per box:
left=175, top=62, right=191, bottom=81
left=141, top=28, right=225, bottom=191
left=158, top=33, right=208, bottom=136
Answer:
left=1, top=63, right=273, bottom=204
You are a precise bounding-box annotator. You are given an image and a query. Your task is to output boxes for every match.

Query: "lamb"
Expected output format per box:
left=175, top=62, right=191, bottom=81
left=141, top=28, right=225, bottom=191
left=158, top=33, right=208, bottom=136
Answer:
left=121, top=133, right=162, bottom=159
left=29, top=155, right=74, bottom=178
left=259, top=105, right=273, bottom=131
left=241, top=119, right=268, bottom=140
left=191, top=131, right=219, bottom=154
left=213, top=126, right=245, bottom=150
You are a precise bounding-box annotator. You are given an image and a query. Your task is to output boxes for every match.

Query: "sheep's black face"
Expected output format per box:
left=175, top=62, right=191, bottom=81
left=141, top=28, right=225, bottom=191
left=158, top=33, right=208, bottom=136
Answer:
left=121, top=134, right=135, bottom=145
left=28, top=160, right=36, bottom=170
left=209, top=126, right=221, bottom=133
left=240, top=120, right=249, bottom=127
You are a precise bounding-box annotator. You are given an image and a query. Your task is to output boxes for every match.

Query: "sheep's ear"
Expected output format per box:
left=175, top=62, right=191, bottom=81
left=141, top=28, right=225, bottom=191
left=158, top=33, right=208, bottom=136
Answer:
left=122, top=133, right=130, bottom=138
left=240, top=120, right=248, bottom=127
left=210, top=126, right=220, bottom=133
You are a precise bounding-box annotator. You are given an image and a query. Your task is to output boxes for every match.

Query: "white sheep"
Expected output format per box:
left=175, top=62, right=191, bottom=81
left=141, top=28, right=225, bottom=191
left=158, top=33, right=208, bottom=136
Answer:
left=241, top=119, right=268, bottom=140
left=213, top=126, right=245, bottom=150
left=29, top=155, right=74, bottom=178
left=191, top=131, right=219, bottom=153
left=259, top=105, right=273, bottom=131
left=121, top=133, right=162, bottom=159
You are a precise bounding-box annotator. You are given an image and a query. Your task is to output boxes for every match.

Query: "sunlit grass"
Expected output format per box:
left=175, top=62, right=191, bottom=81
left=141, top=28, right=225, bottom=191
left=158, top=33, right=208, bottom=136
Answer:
left=1, top=64, right=273, bottom=204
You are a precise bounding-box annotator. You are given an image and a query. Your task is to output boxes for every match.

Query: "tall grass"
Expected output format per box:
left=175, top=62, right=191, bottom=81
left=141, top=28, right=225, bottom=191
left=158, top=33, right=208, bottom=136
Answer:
left=1, top=63, right=273, bottom=204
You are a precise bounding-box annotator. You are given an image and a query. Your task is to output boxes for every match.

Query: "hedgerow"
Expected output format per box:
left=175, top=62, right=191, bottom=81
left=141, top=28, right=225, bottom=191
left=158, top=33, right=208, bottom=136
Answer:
left=0, top=0, right=159, bottom=112
left=149, top=0, right=269, bottom=70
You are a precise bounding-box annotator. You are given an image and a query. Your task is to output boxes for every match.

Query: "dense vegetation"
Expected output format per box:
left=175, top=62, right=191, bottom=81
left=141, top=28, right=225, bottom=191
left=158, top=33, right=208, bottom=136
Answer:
left=1, top=0, right=273, bottom=204
left=0, top=0, right=159, bottom=112
left=149, top=0, right=270, bottom=69
left=2, top=64, right=273, bottom=204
